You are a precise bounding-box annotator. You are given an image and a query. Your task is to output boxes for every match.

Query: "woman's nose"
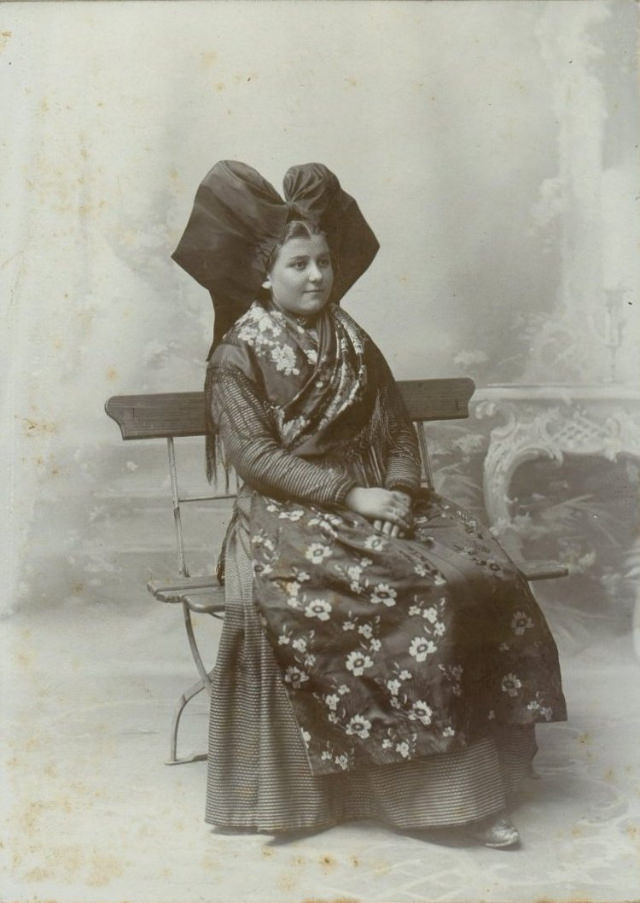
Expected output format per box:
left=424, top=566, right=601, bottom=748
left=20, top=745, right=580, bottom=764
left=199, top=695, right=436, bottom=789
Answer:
left=308, top=263, right=323, bottom=282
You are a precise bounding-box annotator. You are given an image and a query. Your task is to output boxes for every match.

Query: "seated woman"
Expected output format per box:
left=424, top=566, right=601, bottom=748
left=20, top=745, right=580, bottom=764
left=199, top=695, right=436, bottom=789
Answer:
left=172, top=161, right=567, bottom=849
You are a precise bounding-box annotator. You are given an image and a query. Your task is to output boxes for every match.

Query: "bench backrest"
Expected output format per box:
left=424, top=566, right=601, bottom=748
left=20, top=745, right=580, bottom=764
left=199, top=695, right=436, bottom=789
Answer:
left=105, top=378, right=475, bottom=577
left=105, top=378, right=475, bottom=440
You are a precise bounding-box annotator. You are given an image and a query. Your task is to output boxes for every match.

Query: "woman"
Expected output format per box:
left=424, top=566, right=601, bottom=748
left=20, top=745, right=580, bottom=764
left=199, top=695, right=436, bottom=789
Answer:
left=172, top=161, right=567, bottom=849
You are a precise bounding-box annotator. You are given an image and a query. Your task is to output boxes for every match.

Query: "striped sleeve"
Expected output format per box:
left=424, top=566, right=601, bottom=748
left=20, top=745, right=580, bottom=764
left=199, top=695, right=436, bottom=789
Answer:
left=210, top=364, right=356, bottom=507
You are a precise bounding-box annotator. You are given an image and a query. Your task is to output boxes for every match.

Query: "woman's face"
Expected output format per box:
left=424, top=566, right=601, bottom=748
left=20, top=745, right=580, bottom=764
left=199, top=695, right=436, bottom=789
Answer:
left=266, top=234, right=333, bottom=318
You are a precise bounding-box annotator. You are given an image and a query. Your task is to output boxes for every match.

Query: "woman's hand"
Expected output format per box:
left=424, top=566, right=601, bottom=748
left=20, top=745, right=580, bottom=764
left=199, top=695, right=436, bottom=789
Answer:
left=374, top=519, right=402, bottom=538
left=374, top=491, right=413, bottom=537
left=345, top=487, right=412, bottom=532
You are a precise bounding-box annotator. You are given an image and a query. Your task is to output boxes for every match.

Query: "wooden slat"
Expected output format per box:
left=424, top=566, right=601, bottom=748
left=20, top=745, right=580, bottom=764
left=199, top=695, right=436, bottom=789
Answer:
left=398, top=378, right=476, bottom=422
left=147, top=576, right=225, bottom=612
left=105, top=378, right=476, bottom=440
left=105, top=393, right=206, bottom=439
left=515, top=560, right=570, bottom=581
left=147, top=576, right=221, bottom=594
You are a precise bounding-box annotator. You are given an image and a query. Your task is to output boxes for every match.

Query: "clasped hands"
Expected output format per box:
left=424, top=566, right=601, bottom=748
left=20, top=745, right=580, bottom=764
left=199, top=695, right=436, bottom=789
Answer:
left=345, top=487, right=413, bottom=538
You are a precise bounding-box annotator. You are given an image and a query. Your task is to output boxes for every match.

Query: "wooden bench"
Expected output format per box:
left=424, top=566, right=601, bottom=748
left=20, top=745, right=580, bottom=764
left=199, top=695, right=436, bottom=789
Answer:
left=105, top=378, right=568, bottom=764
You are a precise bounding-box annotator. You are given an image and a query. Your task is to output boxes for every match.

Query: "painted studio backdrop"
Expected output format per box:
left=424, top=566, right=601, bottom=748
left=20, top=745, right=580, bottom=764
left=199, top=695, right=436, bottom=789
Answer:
left=1, top=2, right=640, bottom=900
left=3, top=0, right=639, bottom=635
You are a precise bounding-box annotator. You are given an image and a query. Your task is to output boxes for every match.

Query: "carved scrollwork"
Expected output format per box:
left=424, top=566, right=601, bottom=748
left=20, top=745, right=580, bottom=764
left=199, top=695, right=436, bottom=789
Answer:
left=475, top=391, right=640, bottom=529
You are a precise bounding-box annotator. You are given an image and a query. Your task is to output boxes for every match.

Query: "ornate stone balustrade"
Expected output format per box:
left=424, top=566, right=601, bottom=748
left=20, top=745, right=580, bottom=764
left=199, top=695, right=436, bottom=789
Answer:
left=473, top=384, right=640, bottom=656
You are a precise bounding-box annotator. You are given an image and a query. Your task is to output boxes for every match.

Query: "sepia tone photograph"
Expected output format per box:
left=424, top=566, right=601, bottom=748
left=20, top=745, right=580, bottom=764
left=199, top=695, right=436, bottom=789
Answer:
left=1, top=1, right=639, bottom=901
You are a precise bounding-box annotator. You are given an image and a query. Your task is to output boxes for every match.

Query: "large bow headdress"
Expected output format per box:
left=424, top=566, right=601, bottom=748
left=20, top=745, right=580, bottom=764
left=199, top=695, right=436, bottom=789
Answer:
left=171, top=160, right=379, bottom=352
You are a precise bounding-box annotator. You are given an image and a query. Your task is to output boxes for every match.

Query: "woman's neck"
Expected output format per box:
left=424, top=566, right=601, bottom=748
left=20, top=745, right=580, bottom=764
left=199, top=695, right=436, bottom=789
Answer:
left=268, top=298, right=322, bottom=331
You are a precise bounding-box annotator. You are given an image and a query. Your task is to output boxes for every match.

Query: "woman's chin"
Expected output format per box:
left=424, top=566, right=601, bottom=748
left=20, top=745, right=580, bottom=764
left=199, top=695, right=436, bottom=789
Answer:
left=295, top=296, right=330, bottom=315
left=270, top=292, right=331, bottom=319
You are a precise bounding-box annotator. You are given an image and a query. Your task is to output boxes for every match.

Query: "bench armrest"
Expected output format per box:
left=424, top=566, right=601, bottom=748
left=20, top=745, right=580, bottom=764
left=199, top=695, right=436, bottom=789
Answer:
left=147, top=575, right=225, bottom=612
left=513, top=560, right=570, bottom=581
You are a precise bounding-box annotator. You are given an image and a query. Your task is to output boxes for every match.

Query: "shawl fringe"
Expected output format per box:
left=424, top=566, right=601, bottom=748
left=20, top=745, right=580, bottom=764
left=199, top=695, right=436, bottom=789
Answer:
left=204, top=364, right=231, bottom=491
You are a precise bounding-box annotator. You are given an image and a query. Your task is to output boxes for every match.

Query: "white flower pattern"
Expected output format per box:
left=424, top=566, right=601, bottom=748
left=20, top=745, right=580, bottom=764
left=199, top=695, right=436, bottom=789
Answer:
left=409, top=637, right=437, bottom=662
left=345, top=651, right=374, bottom=676
left=305, top=543, right=332, bottom=564
left=370, top=584, right=397, bottom=607
left=345, top=715, right=372, bottom=739
left=304, top=599, right=332, bottom=621
left=235, top=299, right=564, bottom=773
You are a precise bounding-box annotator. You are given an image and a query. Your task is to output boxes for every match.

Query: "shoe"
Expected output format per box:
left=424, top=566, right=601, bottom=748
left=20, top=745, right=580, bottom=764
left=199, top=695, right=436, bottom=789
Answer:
left=467, top=813, right=521, bottom=849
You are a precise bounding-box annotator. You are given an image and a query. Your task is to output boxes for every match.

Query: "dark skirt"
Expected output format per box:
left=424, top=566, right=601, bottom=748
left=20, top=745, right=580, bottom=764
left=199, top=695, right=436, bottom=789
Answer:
left=205, top=495, right=544, bottom=833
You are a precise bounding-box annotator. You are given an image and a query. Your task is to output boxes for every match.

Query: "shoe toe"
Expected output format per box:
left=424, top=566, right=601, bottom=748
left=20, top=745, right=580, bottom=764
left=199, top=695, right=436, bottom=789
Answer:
left=469, top=816, right=521, bottom=849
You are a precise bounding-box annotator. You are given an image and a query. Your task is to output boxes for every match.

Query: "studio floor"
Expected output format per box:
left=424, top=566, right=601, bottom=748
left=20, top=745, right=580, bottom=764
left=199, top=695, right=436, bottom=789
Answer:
left=2, top=598, right=640, bottom=903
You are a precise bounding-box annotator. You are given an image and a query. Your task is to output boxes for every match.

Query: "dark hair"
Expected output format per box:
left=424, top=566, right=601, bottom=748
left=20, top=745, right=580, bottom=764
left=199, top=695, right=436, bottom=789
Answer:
left=266, top=219, right=330, bottom=273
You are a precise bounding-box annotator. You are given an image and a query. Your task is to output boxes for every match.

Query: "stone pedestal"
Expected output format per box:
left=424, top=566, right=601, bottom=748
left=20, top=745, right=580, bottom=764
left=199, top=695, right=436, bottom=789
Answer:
left=475, top=384, right=640, bottom=656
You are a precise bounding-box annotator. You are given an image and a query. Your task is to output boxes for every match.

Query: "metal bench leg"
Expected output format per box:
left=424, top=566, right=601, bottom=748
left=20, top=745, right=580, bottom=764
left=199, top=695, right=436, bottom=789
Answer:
left=166, top=604, right=215, bottom=765
left=184, top=603, right=214, bottom=690
left=166, top=675, right=209, bottom=765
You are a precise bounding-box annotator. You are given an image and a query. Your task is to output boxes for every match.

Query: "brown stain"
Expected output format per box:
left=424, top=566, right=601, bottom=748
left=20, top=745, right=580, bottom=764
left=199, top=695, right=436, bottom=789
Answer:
left=24, top=866, right=53, bottom=882
left=215, top=81, right=226, bottom=92
left=22, top=417, right=57, bottom=438
left=86, top=851, right=124, bottom=887
left=22, top=800, right=46, bottom=833
left=303, top=899, right=358, bottom=903
left=345, top=76, right=358, bottom=88
left=106, top=367, right=118, bottom=382
left=350, top=854, right=360, bottom=866
left=233, top=72, right=258, bottom=85
left=0, top=30, right=12, bottom=52
left=278, top=874, right=298, bottom=892
left=578, top=731, right=591, bottom=745
left=20, top=843, right=125, bottom=888
left=320, top=853, right=336, bottom=869
left=535, top=899, right=593, bottom=903
left=23, top=735, right=43, bottom=752
left=15, top=649, right=33, bottom=670
left=200, top=851, right=219, bottom=871
left=604, top=767, right=615, bottom=782
left=201, top=50, right=218, bottom=68
left=35, top=453, right=60, bottom=477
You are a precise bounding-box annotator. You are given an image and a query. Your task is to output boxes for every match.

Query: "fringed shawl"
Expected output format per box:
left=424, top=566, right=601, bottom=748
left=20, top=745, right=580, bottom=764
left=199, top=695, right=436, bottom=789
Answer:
left=205, top=300, right=397, bottom=489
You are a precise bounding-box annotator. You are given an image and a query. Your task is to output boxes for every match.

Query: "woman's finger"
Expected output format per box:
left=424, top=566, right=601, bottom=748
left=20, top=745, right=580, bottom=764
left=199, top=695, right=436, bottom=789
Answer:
left=390, top=509, right=410, bottom=528
left=390, top=524, right=400, bottom=538
left=373, top=520, right=382, bottom=532
left=382, top=520, right=393, bottom=536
